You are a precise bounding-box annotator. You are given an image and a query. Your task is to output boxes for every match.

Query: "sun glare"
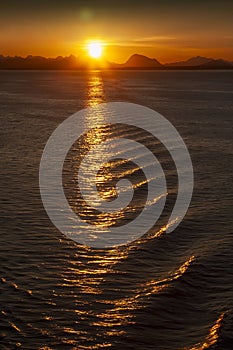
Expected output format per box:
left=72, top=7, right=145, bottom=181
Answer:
left=87, top=42, right=103, bottom=59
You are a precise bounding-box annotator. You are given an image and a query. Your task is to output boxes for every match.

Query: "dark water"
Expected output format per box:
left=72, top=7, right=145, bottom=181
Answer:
left=0, top=70, right=233, bottom=349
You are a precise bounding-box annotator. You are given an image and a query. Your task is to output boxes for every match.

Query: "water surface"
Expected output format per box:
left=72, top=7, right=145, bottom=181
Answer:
left=0, top=70, right=233, bottom=349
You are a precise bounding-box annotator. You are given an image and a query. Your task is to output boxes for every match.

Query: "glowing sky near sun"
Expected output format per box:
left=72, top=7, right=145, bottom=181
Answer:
left=0, top=0, right=232, bottom=63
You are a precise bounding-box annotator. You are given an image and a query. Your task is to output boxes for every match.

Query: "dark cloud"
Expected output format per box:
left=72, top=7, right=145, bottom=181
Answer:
left=1, top=0, right=232, bottom=14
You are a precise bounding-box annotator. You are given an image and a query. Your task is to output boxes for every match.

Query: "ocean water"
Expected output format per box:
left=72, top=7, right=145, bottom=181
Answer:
left=0, top=70, right=233, bottom=349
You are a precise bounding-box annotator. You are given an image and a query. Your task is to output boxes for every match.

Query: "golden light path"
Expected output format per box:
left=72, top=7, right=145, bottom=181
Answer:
left=60, top=71, right=219, bottom=349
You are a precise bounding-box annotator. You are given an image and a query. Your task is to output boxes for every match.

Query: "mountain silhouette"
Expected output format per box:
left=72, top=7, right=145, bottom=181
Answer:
left=0, top=54, right=78, bottom=69
left=165, top=56, right=233, bottom=68
left=165, top=56, right=213, bottom=67
left=199, top=58, right=233, bottom=68
left=122, top=54, right=162, bottom=68
left=0, top=54, right=232, bottom=69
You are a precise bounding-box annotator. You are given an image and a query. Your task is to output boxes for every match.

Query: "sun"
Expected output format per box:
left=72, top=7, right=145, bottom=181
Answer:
left=87, top=41, right=103, bottom=59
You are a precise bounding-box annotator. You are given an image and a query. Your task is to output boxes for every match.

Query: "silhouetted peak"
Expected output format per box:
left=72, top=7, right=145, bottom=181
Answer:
left=0, top=53, right=232, bottom=70
left=125, top=54, right=162, bottom=67
left=165, top=55, right=233, bottom=67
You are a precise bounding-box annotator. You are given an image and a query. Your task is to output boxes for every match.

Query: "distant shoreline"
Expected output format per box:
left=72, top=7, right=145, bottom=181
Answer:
left=1, top=54, right=232, bottom=70
left=1, top=67, right=233, bottom=71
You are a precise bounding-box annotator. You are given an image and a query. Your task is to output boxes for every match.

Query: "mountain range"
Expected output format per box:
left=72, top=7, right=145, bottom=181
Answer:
left=0, top=53, right=232, bottom=69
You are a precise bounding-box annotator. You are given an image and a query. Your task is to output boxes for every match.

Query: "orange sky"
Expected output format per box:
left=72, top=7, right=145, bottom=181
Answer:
left=1, top=1, right=233, bottom=63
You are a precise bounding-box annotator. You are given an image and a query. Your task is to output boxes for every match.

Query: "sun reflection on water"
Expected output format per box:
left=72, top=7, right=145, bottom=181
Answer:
left=86, top=71, right=106, bottom=108
left=187, top=313, right=225, bottom=350
left=59, top=72, right=202, bottom=348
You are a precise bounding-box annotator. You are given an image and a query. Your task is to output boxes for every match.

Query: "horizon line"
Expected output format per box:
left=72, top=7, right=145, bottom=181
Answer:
left=0, top=53, right=233, bottom=66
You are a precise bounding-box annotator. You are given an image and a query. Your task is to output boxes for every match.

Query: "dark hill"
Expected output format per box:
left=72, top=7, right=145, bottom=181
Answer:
left=122, top=54, right=163, bottom=68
